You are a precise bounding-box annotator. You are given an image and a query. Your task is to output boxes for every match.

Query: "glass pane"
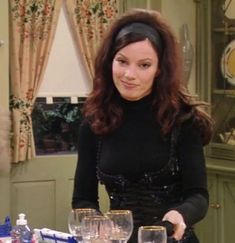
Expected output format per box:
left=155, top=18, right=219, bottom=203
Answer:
left=32, top=97, right=85, bottom=155
left=211, top=0, right=235, bottom=148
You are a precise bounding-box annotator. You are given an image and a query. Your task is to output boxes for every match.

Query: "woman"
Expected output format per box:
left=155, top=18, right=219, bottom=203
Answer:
left=72, top=8, right=213, bottom=243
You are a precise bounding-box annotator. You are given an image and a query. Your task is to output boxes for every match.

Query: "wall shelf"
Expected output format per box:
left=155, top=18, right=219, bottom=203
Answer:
left=213, top=27, right=235, bottom=34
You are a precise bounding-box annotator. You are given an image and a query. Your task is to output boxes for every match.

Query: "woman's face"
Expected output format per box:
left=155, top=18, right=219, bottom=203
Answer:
left=112, top=39, right=159, bottom=101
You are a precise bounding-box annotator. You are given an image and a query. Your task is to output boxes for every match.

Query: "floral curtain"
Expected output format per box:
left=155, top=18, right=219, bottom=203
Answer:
left=65, top=0, right=120, bottom=80
left=9, top=0, right=62, bottom=163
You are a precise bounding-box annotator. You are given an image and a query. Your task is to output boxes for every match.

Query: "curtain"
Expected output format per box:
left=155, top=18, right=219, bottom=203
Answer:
left=65, top=0, right=120, bottom=80
left=9, top=0, right=62, bottom=163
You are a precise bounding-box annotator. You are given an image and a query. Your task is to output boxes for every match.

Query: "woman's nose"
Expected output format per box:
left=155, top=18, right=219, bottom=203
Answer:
left=124, top=66, right=136, bottom=79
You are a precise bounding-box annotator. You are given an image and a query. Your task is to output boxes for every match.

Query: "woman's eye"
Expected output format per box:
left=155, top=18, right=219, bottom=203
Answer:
left=116, top=59, right=127, bottom=65
left=140, top=63, right=151, bottom=69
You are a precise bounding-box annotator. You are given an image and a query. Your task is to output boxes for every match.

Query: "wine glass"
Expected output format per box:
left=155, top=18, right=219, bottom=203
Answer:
left=138, top=226, right=167, bottom=243
left=106, top=210, right=133, bottom=243
left=68, top=208, right=97, bottom=242
left=81, top=215, right=112, bottom=242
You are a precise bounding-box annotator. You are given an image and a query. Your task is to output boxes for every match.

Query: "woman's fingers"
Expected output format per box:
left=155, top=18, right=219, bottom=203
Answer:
left=162, top=210, right=186, bottom=240
left=172, top=221, right=186, bottom=240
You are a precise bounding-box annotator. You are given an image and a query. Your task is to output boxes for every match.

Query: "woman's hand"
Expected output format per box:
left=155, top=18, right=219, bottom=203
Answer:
left=162, top=210, right=186, bottom=240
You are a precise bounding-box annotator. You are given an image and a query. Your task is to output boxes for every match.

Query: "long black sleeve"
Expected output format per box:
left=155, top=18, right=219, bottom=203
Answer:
left=172, top=119, right=209, bottom=226
left=72, top=121, right=99, bottom=210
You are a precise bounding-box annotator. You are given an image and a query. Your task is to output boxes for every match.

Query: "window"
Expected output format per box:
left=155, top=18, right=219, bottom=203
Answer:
left=32, top=3, right=91, bottom=155
left=32, top=97, right=85, bottom=155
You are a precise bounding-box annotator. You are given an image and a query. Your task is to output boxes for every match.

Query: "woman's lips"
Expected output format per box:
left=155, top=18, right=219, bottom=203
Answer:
left=121, top=80, right=137, bottom=89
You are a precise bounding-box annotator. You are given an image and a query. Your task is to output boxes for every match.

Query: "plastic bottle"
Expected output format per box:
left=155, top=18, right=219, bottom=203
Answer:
left=10, top=213, right=32, bottom=243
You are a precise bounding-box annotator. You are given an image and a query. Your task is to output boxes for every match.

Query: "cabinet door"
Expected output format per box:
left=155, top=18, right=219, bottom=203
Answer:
left=218, top=175, right=235, bottom=243
left=196, top=173, right=218, bottom=243
left=197, top=0, right=235, bottom=160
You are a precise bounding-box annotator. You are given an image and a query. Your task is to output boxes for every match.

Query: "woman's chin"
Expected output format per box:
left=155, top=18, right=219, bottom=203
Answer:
left=121, top=94, right=139, bottom=101
left=120, top=92, right=147, bottom=101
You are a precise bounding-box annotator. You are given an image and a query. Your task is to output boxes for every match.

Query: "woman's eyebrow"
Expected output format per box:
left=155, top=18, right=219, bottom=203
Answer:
left=116, top=53, right=153, bottom=62
left=115, top=53, right=127, bottom=58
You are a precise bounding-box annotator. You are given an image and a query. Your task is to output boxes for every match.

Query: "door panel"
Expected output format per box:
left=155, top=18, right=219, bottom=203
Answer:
left=11, top=180, right=56, bottom=229
left=9, top=156, right=110, bottom=233
left=219, top=175, right=235, bottom=243
left=10, top=156, right=76, bottom=232
left=195, top=172, right=218, bottom=243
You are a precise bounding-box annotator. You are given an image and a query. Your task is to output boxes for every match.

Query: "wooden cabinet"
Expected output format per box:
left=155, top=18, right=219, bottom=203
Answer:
left=196, top=159, right=235, bottom=243
left=195, top=1, right=235, bottom=241
left=195, top=0, right=235, bottom=160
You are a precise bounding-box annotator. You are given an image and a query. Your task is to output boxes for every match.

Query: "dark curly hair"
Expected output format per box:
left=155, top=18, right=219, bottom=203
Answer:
left=83, top=8, right=213, bottom=145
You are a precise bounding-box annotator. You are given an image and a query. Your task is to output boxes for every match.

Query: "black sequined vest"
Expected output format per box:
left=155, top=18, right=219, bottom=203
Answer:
left=97, top=128, right=186, bottom=237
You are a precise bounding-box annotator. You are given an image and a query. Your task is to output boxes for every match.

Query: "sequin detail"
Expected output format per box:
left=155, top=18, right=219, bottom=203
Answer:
left=96, top=127, right=183, bottom=226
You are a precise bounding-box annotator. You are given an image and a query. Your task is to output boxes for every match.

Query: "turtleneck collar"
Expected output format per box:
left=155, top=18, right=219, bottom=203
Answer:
left=120, top=93, right=153, bottom=111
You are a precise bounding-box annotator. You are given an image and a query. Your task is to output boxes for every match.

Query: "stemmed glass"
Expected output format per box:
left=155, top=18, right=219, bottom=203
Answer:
left=81, top=215, right=112, bottom=242
left=138, top=226, right=167, bottom=243
left=106, top=210, right=133, bottom=243
left=68, top=208, right=97, bottom=242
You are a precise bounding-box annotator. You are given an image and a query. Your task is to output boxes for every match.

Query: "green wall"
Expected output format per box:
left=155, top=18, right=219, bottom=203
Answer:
left=0, top=0, right=9, bottom=108
left=0, top=0, right=10, bottom=220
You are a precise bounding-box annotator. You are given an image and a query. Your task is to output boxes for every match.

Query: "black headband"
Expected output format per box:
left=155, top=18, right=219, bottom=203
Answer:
left=115, top=22, right=163, bottom=57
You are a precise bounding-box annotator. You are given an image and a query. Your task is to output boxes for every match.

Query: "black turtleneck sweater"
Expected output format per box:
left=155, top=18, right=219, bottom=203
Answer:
left=72, top=95, right=209, bottom=229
